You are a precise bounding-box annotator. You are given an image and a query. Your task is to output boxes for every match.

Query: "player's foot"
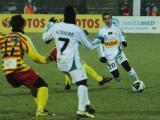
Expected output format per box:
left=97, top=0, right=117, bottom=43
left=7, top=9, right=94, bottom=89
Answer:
left=114, top=76, right=121, bottom=82
left=64, top=84, right=71, bottom=90
left=99, top=76, right=113, bottom=86
left=85, top=104, right=95, bottom=114
left=36, top=109, right=55, bottom=117
left=76, top=111, right=94, bottom=120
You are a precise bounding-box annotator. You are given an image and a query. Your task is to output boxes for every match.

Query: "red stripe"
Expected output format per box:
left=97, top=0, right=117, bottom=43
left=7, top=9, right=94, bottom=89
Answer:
left=2, top=55, right=21, bottom=59
left=0, top=44, right=20, bottom=48
left=0, top=42, right=4, bottom=46
left=0, top=35, right=5, bottom=40
left=6, top=36, right=18, bottom=39
left=1, top=49, right=20, bottom=52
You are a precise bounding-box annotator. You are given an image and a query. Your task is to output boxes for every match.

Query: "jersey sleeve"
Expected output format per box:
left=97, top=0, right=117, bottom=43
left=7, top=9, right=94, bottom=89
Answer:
left=78, top=28, right=100, bottom=49
left=97, top=28, right=105, bottom=38
left=21, top=34, right=48, bottom=64
left=42, top=22, right=55, bottom=43
left=97, top=44, right=105, bottom=58
left=117, top=27, right=126, bottom=43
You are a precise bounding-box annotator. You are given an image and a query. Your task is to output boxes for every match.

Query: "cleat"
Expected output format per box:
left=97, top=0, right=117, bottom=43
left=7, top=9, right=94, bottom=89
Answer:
left=44, top=108, right=56, bottom=116
left=64, top=84, right=71, bottom=90
left=99, top=76, right=113, bottom=86
left=36, top=109, right=55, bottom=117
left=85, top=104, right=95, bottom=114
left=76, top=111, right=94, bottom=120
left=115, top=77, right=121, bottom=82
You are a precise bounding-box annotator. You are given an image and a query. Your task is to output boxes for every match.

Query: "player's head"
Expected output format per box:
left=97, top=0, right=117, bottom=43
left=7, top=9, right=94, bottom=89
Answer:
left=102, top=12, right=112, bottom=27
left=27, top=0, right=32, bottom=5
left=10, top=15, right=26, bottom=33
left=64, top=5, right=76, bottom=24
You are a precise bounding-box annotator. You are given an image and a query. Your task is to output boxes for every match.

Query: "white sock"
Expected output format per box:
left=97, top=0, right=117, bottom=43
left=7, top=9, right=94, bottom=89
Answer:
left=128, top=68, right=139, bottom=81
left=84, top=86, right=90, bottom=105
left=77, top=85, right=90, bottom=111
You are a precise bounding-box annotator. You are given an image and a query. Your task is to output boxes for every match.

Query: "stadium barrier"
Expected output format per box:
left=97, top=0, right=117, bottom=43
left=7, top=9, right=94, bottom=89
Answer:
left=0, top=14, right=160, bottom=33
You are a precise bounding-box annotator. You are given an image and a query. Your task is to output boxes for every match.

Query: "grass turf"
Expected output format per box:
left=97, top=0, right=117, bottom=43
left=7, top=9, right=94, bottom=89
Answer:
left=0, top=33, right=160, bottom=120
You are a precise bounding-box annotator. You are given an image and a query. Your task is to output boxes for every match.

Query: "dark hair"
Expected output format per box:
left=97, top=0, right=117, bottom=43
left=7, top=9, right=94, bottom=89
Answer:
left=64, top=5, right=76, bottom=24
left=10, top=15, right=25, bottom=33
left=102, top=12, right=112, bottom=19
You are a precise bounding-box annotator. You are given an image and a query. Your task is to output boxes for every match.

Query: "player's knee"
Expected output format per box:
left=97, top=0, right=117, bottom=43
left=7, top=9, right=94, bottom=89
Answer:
left=34, top=77, right=48, bottom=88
left=111, top=69, right=120, bottom=79
left=121, top=60, right=131, bottom=72
left=76, top=80, right=87, bottom=86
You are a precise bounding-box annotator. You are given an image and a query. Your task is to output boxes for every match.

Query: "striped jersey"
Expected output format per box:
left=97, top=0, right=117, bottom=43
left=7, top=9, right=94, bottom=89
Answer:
left=0, top=32, right=47, bottom=75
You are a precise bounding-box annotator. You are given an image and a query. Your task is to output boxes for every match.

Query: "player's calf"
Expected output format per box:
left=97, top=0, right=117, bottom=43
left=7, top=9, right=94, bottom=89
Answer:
left=111, top=69, right=121, bottom=82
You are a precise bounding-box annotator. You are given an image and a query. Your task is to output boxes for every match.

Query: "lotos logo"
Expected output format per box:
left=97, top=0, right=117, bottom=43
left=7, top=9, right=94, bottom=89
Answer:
left=2, top=17, right=11, bottom=28
left=112, top=18, right=119, bottom=26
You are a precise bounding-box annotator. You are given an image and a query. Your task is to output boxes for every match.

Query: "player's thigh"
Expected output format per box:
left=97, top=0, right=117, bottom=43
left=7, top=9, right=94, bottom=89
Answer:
left=107, top=59, right=118, bottom=72
left=116, top=52, right=127, bottom=65
left=6, top=69, right=40, bottom=88
left=5, top=75, right=21, bottom=87
left=69, top=68, right=87, bottom=83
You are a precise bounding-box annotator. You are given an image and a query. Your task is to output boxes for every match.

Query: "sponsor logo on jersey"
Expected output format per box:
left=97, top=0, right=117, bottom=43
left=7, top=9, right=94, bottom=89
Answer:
left=104, top=40, right=118, bottom=46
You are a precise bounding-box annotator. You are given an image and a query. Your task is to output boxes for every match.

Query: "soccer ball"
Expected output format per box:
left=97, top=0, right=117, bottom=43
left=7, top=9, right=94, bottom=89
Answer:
left=132, top=81, right=145, bottom=92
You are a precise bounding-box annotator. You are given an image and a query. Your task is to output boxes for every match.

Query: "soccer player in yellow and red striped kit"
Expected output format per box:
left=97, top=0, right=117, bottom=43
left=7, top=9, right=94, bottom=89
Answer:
left=0, top=15, right=54, bottom=117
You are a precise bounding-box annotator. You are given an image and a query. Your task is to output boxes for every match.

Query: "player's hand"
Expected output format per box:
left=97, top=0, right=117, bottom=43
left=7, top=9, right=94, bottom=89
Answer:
left=49, top=17, right=57, bottom=23
left=45, top=55, right=54, bottom=62
left=122, top=41, right=127, bottom=47
left=83, top=30, right=89, bottom=36
left=49, top=47, right=57, bottom=62
left=97, top=37, right=104, bottom=43
left=100, top=57, right=107, bottom=63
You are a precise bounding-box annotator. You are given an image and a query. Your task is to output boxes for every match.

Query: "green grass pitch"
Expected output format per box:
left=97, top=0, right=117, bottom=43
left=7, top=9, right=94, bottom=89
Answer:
left=0, top=33, right=160, bottom=120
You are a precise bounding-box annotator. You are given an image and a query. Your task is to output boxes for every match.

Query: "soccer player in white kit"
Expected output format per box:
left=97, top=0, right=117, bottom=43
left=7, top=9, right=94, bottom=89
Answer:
left=97, top=12, right=145, bottom=87
left=43, top=5, right=102, bottom=119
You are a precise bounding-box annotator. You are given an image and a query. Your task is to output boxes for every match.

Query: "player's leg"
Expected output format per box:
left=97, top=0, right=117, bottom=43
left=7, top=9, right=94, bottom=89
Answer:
left=83, top=63, right=102, bottom=82
left=69, top=68, right=95, bottom=118
left=117, top=52, right=140, bottom=81
left=20, top=69, right=51, bottom=116
left=33, top=77, right=49, bottom=116
left=64, top=73, right=72, bottom=90
left=107, top=60, right=120, bottom=81
left=5, top=69, right=53, bottom=116
left=83, top=63, right=113, bottom=86
left=121, top=60, right=140, bottom=81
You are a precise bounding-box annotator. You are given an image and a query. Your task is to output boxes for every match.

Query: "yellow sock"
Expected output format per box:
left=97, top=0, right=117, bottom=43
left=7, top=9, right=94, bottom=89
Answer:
left=64, top=74, right=72, bottom=85
left=37, top=87, right=48, bottom=111
left=83, top=63, right=102, bottom=82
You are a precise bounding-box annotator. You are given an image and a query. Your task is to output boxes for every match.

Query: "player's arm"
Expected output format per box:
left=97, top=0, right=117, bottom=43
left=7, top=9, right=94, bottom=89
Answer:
left=43, top=17, right=57, bottom=44
left=118, top=27, right=127, bottom=47
left=42, top=22, right=55, bottom=44
left=21, top=35, right=49, bottom=64
left=78, top=29, right=101, bottom=49
left=96, top=29, right=107, bottom=63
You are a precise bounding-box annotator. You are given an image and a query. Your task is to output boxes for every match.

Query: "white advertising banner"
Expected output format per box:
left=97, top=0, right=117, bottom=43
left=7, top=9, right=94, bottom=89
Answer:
left=112, top=16, right=160, bottom=33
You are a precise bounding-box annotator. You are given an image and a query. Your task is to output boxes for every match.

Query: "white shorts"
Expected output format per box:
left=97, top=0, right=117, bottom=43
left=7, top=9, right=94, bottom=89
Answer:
left=69, top=68, right=87, bottom=83
left=107, top=51, right=127, bottom=72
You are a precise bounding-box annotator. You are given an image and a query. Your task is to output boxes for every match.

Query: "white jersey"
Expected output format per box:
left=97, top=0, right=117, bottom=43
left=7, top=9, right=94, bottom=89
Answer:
left=43, top=22, right=100, bottom=72
left=97, top=24, right=126, bottom=60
